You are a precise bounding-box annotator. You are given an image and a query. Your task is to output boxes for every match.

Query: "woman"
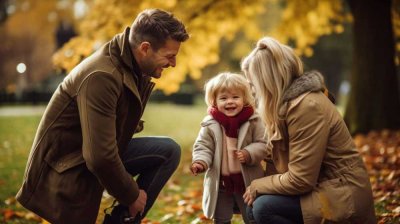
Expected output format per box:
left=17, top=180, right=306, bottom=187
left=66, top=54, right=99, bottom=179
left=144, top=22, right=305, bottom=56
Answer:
left=241, top=37, right=376, bottom=224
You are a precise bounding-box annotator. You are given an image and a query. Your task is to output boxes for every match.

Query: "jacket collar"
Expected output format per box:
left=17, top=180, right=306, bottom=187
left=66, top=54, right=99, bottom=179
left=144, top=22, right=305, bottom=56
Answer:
left=278, top=71, right=325, bottom=117
left=282, top=71, right=325, bottom=102
left=109, top=27, right=153, bottom=101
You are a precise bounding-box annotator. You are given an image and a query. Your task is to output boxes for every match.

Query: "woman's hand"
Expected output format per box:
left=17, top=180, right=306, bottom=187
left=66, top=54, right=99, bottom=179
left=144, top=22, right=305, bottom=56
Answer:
left=243, top=186, right=256, bottom=206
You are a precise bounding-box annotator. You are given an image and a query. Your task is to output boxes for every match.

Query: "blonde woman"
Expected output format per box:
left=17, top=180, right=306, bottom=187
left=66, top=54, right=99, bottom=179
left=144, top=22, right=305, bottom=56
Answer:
left=191, top=72, right=267, bottom=223
left=241, top=37, right=376, bottom=224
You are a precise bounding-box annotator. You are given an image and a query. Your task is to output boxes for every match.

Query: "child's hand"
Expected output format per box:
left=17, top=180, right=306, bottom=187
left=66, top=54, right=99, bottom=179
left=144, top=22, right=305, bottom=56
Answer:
left=236, top=150, right=250, bottom=164
left=190, top=162, right=205, bottom=176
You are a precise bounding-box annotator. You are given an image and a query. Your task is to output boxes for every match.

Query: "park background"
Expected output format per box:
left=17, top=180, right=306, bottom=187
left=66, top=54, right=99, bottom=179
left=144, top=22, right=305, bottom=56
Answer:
left=0, top=0, right=399, bottom=223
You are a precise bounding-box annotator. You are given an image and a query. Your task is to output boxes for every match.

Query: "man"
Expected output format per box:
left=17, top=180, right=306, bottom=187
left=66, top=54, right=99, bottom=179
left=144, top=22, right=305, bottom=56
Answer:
left=16, top=9, right=189, bottom=224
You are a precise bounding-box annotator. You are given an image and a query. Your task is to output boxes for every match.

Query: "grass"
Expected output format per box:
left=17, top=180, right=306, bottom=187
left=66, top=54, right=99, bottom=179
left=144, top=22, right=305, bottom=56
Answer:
left=0, top=116, right=42, bottom=224
left=138, top=102, right=207, bottom=149
left=0, top=116, right=42, bottom=202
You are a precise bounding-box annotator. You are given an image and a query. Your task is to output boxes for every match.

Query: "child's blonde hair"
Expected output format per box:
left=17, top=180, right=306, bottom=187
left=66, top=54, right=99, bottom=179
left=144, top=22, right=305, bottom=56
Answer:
left=204, top=72, right=255, bottom=108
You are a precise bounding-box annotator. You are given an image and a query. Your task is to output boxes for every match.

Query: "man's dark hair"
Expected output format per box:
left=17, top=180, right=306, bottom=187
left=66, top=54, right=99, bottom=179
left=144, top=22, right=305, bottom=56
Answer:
left=129, top=9, right=189, bottom=50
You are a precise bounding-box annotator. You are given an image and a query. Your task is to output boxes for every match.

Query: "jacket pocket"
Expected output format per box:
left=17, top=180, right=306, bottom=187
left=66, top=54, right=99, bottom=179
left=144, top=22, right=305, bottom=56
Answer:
left=44, top=150, right=85, bottom=173
left=308, top=177, right=355, bottom=222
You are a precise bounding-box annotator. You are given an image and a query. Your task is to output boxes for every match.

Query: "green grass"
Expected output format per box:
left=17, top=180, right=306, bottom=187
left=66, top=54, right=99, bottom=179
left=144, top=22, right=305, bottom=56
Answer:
left=0, top=116, right=42, bottom=202
left=137, top=102, right=207, bottom=150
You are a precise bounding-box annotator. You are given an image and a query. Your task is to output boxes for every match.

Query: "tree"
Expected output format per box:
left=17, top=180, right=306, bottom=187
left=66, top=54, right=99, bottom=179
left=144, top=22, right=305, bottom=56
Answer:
left=0, top=0, right=7, bottom=23
left=344, top=0, right=400, bottom=134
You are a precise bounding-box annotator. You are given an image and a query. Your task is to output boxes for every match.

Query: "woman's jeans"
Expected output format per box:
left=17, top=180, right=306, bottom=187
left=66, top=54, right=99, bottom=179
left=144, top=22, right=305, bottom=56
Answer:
left=247, top=194, right=303, bottom=224
left=111, top=136, right=181, bottom=223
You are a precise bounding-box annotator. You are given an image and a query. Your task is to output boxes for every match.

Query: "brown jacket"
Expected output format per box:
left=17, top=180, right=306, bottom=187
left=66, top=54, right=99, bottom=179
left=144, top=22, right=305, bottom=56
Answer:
left=249, top=72, right=376, bottom=224
left=16, top=27, right=155, bottom=224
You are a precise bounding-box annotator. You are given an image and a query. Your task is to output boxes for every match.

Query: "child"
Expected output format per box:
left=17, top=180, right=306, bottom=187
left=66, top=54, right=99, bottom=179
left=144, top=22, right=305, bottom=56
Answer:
left=191, top=72, right=267, bottom=224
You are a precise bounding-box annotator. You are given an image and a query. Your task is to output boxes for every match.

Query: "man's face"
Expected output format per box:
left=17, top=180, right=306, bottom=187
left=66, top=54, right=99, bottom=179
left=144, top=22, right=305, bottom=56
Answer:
left=141, top=39, right=181, bottom=79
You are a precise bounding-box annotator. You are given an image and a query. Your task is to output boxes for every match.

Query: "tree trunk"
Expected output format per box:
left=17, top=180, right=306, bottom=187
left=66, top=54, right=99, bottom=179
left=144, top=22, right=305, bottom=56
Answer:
left=0, top=0, right=7, bottom=23
left=344, top=0, right=400, bottom=134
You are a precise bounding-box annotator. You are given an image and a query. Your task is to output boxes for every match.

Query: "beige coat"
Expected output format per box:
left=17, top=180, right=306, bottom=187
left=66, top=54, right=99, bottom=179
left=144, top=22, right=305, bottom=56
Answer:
left=192, top=114, right=267, bottom=218
left=16, top=27, right=154, bottom=224
left=249, top=72, right=376, bottom=224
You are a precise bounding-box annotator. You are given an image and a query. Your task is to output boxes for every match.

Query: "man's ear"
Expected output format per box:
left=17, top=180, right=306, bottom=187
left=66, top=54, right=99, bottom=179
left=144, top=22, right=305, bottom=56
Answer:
left=138, top=41, right=151, bottom=56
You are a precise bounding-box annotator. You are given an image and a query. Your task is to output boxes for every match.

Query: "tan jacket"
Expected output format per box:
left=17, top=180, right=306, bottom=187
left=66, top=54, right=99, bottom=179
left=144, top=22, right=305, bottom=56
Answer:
left=192, top=114, right=267, bottom=218
left=16, top=27, right=154, bottom=224
left=249, top=72, right=376, bottom=224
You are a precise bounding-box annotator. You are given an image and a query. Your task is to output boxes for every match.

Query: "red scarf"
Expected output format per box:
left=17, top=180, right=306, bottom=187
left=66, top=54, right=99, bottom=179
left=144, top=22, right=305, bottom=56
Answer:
left=208, top=106, right=254, bottom=138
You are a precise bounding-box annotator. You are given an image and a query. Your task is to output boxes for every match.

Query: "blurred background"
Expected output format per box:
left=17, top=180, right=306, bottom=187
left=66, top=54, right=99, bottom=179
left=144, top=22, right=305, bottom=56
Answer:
left=1, top=0, right=355, bottom=103
left=0, top=0, right=352, bottom=104
left=1, top=0, right=400, bottom=134
left=0, top=0, right=399, bottom=223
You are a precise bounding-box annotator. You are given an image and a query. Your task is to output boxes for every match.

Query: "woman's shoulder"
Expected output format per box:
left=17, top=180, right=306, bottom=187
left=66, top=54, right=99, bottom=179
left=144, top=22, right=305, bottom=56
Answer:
left=284, top=91, right=335, bottom=123
left=288, top=91, right=331, bottom=113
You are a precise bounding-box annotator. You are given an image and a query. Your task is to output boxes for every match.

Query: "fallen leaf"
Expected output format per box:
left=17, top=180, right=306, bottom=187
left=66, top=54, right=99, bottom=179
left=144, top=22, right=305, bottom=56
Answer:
left=4, top=197, right=16, bottom=205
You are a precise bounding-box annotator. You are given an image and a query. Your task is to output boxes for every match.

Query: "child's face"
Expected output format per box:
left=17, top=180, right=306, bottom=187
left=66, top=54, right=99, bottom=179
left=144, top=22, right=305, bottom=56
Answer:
left=216, top=89, right=244, bottom=117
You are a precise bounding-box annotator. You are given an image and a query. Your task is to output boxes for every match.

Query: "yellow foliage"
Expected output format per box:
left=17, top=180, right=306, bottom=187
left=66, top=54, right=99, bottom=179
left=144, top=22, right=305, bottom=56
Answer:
left=52, top=0, right=266, bottom=94
left=49, top=0, right=400, bottom=92
left=270, top=0, right=349, bottom=56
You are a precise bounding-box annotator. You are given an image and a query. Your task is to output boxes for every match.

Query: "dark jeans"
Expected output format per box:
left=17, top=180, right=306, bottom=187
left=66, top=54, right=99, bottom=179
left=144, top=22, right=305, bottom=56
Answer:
left=247, top=194, right=303, bottom=224
left=110, top=136, right=181, bottom=223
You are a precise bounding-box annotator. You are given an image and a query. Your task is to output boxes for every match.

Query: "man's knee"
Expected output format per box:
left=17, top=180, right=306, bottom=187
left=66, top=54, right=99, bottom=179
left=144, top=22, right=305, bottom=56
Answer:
left=161, top=137, right=181, bottom=164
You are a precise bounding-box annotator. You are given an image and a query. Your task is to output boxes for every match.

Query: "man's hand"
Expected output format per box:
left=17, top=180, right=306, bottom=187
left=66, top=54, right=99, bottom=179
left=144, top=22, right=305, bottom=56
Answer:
left=129, top=189, right=147, bottom=217
left=190, top=162, right=205, bottom=176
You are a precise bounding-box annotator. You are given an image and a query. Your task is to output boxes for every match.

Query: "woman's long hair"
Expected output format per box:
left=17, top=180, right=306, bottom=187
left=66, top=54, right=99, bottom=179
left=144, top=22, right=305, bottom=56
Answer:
left=241, top=37, right=303, bottom=148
